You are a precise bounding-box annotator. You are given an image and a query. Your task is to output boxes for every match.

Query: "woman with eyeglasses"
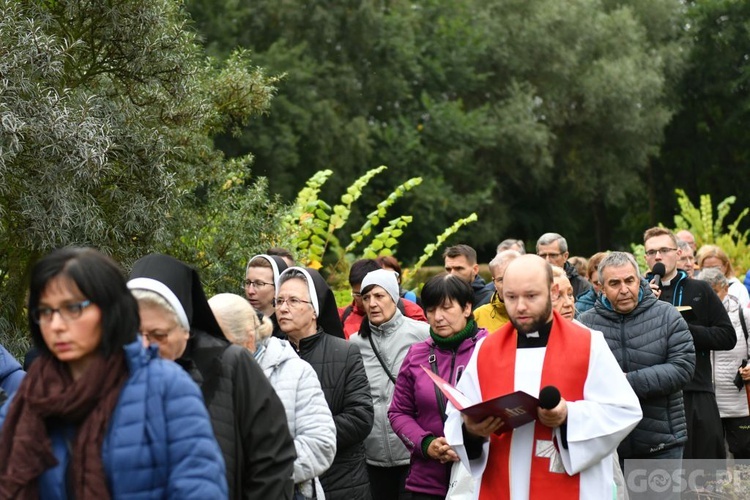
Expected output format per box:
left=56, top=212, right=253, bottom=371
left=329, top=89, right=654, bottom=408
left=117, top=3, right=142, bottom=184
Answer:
left=128, top=253, right=296, bottom=500
left=0, top=247, right=226, bottom=498
left=276, top=267, right=374, bottom=500
left=245, top=254, right=288, bottom=338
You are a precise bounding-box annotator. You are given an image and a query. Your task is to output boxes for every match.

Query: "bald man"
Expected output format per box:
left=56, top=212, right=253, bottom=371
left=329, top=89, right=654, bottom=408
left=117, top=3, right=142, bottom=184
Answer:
left=444, top=255, right=641, bottom=500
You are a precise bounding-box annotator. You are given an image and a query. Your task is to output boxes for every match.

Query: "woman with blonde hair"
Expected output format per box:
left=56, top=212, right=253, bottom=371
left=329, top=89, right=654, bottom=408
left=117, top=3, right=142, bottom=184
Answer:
left=209, top=293, right=337, bottom=500
left=697, top=244, right=749, bottom=307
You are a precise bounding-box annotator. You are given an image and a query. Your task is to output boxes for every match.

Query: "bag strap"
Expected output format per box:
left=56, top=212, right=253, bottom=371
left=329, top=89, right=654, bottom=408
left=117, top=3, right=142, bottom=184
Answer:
left=430, top=345, right=448, bottom=424
left=342, top=305, right=353, bottom=324
left=368, top=334, right=397, bottom=384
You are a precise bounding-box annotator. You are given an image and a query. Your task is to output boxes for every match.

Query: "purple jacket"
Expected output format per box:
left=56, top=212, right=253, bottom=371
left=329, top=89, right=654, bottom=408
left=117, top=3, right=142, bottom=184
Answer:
left=388, top=327, right=488, bottom=496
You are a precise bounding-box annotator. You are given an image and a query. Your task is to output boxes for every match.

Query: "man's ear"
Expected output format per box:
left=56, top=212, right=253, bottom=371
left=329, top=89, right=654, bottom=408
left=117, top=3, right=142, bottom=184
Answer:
left=562, top=252, right=570, bottom=262
left=472, top=263, right=479, bottom=277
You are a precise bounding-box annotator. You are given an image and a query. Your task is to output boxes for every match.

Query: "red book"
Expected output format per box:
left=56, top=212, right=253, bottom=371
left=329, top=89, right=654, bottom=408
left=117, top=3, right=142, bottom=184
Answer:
left=421, top=365, right=539, bottom=434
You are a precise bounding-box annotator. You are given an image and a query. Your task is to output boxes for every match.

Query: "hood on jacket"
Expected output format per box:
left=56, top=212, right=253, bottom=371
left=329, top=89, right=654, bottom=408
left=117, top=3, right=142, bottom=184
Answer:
left=258, top=336, right=297, bottom=372
left=278, top=267, right=345, bottom=339
left=129, top=253, right=226, bottom=341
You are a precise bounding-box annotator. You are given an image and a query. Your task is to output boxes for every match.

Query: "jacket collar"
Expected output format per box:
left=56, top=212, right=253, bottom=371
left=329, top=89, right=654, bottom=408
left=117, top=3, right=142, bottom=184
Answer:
left=369, top=309, right=405, bottom=337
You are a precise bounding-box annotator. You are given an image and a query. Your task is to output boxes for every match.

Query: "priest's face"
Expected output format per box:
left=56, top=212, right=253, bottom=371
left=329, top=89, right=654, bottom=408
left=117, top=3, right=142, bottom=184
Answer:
left=503, top=256, right=554, bottom=334
left=600, top=264, right=640, bottom=314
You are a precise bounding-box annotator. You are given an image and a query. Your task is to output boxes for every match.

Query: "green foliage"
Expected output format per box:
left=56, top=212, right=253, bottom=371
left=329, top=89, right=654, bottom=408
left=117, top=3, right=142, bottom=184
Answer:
left=287, top=166, right=422, bottom=271
left=0, top=0, right=288, bottom=350
left=404, top=213, right=479, bottom=288
left=345, top=177, right=422, bottom=253
left=186, top=0, right=686, bottom=257
left=285, top=167, right=478, bottom=291
left=673, top=189, right=750, bottom=274
left=165, top=158, right=292, bottom=295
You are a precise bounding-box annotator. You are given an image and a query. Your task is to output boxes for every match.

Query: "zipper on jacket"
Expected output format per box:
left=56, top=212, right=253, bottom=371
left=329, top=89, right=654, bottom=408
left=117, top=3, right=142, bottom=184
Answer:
left=620, top=316, right=628, bottom=370
left=450, top=350, right=457, bottom=385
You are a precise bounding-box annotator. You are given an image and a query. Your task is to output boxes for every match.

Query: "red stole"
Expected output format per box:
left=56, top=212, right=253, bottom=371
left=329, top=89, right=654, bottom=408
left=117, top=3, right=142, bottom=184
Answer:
left=476, top=311, right=591, bottom=500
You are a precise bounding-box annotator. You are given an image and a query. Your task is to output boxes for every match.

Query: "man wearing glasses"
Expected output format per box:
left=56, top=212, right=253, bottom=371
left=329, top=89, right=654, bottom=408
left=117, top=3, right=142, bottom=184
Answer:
left=643, top=226, right=735, bottom=460
left=536, top=232, right=592, bottom=300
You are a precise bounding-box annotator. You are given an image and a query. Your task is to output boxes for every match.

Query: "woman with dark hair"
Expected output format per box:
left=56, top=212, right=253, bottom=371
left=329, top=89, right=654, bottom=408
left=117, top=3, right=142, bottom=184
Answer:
left=388, top=273, right=488, bottom=499
left=276, top=266, right=373, bottom=500
left=0, top=247, right=226, bottom=498
left=128, top=253, right=296, bottom=500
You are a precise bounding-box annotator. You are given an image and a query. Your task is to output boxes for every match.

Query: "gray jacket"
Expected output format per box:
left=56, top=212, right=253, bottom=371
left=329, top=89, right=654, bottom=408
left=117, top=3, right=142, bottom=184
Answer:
left=579, top=281, right=695, bottom=458
left=350, top=309, right=429, bottom=467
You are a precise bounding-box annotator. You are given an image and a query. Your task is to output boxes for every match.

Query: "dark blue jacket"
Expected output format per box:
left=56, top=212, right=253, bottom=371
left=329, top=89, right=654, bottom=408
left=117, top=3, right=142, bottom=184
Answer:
left=579, top=281, right=695, bottom=458
left=0, top=340, right=227, bottom=498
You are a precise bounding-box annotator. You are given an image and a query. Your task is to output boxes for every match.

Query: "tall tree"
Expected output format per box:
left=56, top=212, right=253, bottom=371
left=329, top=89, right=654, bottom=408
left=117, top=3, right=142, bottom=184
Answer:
left=0, top=0, right=283, bottom=349
left=186, top=0, right=686, bottom=259
left=654, top=0, right=750, bottom=229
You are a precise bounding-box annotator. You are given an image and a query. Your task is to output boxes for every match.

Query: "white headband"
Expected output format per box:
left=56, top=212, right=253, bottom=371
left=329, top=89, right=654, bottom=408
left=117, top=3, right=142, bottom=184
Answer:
left=127, top=277, right=190, bottom=330
left=278, top=267, right=319, bottom=316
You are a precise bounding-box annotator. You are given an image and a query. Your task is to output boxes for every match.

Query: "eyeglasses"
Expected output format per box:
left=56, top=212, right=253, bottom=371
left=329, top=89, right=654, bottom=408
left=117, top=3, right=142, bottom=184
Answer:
left=678, top=256, right=695, bottom=263
left=243, top=279, right=274, bottom=290
left=141, top=325, right=179, bottom=344
left=538, top=252, right=562, bottom=259
left=275, top=297, right=313, bottom=309
left=32, top=300, right=93, bottom=324
left=351, top=291, right=362, bottom=298
left=493, top=276, right=504, bottom=284
left=644, top=247, right=677, bottom=257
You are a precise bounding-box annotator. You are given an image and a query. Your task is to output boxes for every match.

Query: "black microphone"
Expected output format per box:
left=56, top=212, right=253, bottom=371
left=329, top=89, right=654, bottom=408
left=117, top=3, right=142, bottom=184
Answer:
left=652, top=262, right=666, bottom=290
left=539, top=385, right=561, bottom=410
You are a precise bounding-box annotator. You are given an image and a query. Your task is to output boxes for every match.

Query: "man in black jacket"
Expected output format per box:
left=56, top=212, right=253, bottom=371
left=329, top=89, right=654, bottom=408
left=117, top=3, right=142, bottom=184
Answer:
left=579, top=252, right=695, bottom=463
left=643, top=227, right=736, bottom=459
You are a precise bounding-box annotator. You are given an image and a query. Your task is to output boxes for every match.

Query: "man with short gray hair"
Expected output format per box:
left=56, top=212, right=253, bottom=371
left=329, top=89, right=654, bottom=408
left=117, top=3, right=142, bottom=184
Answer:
left=579, top=251, right=695, bottom=464
left=536, top=232, right=591, bottom=299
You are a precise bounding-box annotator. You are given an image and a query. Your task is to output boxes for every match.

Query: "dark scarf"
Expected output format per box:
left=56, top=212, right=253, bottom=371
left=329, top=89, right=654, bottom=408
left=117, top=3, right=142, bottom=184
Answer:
left=0, top=352, right=129, bottom=499
left=429, top=318, right=478, bottom=350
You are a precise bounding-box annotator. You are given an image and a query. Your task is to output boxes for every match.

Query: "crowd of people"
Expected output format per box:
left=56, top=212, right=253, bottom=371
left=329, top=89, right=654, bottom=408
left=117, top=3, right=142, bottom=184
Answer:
left=0, top=227, right=748, bottom=499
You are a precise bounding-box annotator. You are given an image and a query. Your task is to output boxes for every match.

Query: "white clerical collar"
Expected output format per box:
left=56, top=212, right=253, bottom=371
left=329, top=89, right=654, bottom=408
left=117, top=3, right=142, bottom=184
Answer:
left=661, top=277, right=673, bottom=287
left=524, top=331, right=540, bottom=338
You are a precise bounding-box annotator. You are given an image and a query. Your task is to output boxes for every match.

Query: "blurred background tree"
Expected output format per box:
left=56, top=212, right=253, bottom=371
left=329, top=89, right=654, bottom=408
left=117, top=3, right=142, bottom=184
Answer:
left=0, top=0, right=283, bottom=353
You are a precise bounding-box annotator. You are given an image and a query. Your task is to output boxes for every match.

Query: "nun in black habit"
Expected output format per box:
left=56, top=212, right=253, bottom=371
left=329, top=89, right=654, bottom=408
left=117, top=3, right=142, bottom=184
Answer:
left=276, top=266, right=372, bottom=500
left=128, top=253, right=296, bottom=500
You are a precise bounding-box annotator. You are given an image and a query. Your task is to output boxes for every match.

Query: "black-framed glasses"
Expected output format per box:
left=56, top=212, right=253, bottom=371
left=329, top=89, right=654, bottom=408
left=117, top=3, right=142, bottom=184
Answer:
left=275, top=297, right=313, bottom=309
left=243, top=279, right=274, bottom=290
left=644, top=247, right=677, bottom=257
left=32, top=300, right=93, bottom=324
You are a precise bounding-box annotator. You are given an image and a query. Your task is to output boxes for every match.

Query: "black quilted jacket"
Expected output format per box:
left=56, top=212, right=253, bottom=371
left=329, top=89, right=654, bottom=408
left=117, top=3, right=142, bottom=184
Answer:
left=181, top=331, right=296, bottom=499
left=297, top=329, right=374, bottom=500
left=579, top=282, right=695, bottom=458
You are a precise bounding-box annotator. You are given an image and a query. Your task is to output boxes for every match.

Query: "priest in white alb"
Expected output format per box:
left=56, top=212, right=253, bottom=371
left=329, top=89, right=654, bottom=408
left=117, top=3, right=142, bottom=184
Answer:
left=444, top=255, right=642, bottom=500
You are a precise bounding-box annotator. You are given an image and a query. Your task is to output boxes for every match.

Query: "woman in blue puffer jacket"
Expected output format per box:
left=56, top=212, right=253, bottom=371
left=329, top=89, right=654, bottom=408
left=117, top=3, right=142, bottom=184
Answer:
left=0, top=247, right=227, bottom=499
